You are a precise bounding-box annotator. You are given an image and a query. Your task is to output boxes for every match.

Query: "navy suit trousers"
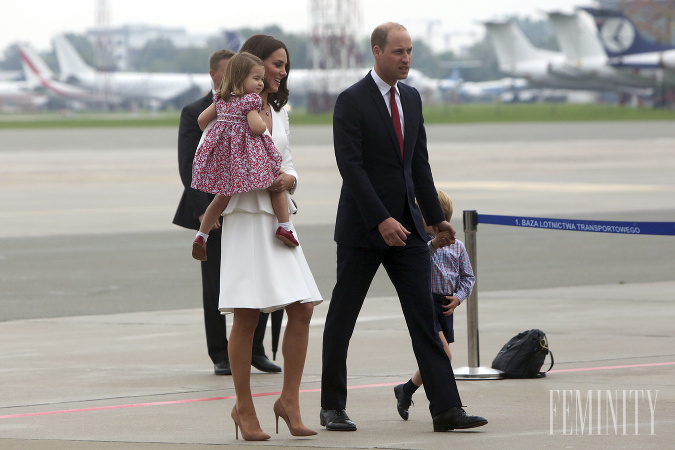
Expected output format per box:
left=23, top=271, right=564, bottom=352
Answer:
left=321, top=232, right=462, bottom=417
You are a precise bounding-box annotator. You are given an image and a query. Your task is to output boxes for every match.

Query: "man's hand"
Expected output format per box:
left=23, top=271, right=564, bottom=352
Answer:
left=441, top=296, right=460, bottom=316
left=432, top=221, right=456, bottom=247
left=378, top=217, right=410, bottom=246
left=430, top=231, right=452, bottom=249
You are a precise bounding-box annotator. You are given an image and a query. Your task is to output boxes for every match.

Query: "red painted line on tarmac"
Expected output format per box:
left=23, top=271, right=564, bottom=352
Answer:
left=2, top=363, right=672, bottom=420
left=0, top=396, right=236, bottom=419
left=548, top=361, right=675, bottom=373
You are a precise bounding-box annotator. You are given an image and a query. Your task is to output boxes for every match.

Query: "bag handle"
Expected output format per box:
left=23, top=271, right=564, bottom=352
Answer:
left=535, top=336, right=554, bottom=377
left=545, top=350, right=554, bottom=372
left=535, top=350, right=554, bottom=378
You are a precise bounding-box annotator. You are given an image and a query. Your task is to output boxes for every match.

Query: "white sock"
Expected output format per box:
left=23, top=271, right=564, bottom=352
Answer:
left=196, top=231, right=209, bottom=241
left=279, top=222, right=292, bottom=231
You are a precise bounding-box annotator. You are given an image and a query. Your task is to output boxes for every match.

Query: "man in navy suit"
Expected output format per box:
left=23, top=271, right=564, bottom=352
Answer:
left=173, top=49, right=280, bottom=376
left=319, top=23, right=487, bottom=432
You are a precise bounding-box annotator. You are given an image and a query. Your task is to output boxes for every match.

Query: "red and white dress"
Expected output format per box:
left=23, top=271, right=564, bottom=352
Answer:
left=191, top=93, right=282, bottom=196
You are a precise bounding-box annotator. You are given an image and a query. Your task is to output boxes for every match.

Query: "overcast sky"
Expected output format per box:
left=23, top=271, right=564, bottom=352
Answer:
left=1, top=0, right=589, bottom=54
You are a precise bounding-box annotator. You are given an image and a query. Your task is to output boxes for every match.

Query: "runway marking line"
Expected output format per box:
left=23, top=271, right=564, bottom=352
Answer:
left=435, top=180, right=668, bottom=193
left=1, top=361, right=673, bottom=420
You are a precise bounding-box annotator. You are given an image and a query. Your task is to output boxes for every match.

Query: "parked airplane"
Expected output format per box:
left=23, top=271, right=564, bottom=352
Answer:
left=287, top=66, right=443, bottom=104
left=546, top=10, right=656, bottom=91
left=18, top=44, right=114, bottom=103
left=0, top=79, right=48, bottom=110
left=0, top=70, right=22, bottom=81
left=61, top=39, right=450, bottom=108
left=484, top=18, right=657, bottom=94
left=52, top=34, right=212, bottom=106
left=582, top=7, right=675, bottom=78
left=53, top=34, right=446, bottom=108
left=483, top=20, right=598, bottom=90
left=432, top=67, right=529, bottom=102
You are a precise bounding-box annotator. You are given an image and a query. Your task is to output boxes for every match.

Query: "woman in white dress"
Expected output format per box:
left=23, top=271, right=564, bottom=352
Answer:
left=218, top=35, right=322, bottom=441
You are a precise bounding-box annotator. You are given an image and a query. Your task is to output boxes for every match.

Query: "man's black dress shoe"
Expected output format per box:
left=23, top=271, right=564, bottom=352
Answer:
left=432, top=407, right=488, bottom=432
left=214, top=360, right=231, bottom=375
left=251, top=354, right=282, bottom=373
left=319, top=409, right=357, bottom=431
left=394, top=384, right=413, bottom=420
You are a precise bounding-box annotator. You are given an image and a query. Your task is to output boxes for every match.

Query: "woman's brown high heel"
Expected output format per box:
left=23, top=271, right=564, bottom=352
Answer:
left=273, top=399, right=317, bottom=436
left=231, top=405, right=270, bottom=441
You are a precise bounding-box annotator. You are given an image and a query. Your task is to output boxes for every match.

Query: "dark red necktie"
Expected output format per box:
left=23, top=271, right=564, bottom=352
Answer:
left=390, top=86, right=404, bottom=157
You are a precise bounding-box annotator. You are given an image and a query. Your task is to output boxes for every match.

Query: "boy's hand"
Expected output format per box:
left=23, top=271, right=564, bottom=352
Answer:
left=432, top=221, right=456, bottom=247
left=441, top=296, right=460, bottom=316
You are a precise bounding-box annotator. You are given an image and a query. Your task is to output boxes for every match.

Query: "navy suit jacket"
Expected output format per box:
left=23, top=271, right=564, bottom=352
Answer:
left=333, top=72, right=445, bottom=248
left=173, top=92, right=214, bottom=230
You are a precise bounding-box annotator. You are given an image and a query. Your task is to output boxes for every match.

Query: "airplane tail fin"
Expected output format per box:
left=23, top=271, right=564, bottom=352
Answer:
left=18, top=45, right=55, bottom=88
left=222, top=31, right=245, bottom=53
left=581, top=7, right=674, bottom=56
left=484, top=21, right=561, bottom=72
left=548, top=11, right=607, bottom=63
left=52, top=34, right=96, bottom=81
left=448, top=68, right=462, bottom=82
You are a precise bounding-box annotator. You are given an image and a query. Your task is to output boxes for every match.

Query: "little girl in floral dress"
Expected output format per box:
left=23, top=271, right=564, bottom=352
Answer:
left=190, top=52, right=298, bottom=261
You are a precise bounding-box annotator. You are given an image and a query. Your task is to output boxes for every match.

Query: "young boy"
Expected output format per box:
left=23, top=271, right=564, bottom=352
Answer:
left=393, top=190, right=476, bottom=420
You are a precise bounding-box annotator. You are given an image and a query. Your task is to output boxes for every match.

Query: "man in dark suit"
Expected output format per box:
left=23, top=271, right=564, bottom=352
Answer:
left=319, top=23, right=487, bottom=432
left=173, top=49, right=280, bottom=375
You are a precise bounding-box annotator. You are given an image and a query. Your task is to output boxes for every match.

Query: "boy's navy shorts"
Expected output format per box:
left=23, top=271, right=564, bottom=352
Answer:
left=432, top=293, right=454, bottom=343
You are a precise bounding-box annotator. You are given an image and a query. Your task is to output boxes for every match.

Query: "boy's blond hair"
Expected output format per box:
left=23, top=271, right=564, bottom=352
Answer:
left=437, top=190, right=453, bottom=222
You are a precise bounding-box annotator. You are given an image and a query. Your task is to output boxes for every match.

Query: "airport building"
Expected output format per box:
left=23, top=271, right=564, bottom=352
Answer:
left=85, top=25, right=217, bottom=71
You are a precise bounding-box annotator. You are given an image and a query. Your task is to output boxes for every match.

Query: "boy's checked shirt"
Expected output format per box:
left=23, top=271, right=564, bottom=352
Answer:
left=428, top=239, right=476, bottom=304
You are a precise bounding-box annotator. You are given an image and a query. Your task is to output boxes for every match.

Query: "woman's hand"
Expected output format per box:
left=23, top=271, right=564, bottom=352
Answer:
left=268, top=171, right=295, bottom=193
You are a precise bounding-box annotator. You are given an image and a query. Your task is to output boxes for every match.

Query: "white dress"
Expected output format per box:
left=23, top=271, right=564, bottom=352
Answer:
left=207, top=107, right=323, bottom=313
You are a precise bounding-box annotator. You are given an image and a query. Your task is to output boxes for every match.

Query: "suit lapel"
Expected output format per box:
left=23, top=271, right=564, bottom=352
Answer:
left=204, top=92, right=214, bottom=106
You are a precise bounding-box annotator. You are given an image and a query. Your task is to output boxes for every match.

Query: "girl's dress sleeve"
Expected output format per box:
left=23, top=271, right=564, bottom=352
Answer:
left=241, top=93, right=263, bottom=112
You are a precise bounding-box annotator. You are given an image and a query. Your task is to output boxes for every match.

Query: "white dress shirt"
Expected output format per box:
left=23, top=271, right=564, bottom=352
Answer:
left=370, top=70, right=404, bottom=140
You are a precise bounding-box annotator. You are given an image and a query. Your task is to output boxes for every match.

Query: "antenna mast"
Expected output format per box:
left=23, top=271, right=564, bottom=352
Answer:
left=309, top=0, right=363, bottom=112
left=95, top=0, right=114, bottom=109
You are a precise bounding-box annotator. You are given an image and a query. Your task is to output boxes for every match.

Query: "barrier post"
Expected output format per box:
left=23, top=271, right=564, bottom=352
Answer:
left=454, top=210, right=504, bottom=380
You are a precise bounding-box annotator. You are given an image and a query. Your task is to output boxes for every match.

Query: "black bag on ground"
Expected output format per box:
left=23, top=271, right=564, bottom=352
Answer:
left=491, top=329, right=554, bottom=378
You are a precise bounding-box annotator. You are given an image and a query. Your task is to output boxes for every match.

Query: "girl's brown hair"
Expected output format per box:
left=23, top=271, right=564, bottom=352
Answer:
left=216, top=52, right=264, bottom=101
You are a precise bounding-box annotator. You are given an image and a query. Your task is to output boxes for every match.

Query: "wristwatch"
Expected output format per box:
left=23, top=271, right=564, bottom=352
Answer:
left=290, top=176, right=297, bottom=191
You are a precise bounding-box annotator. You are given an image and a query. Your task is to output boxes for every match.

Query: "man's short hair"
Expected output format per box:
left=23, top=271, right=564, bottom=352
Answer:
left=371, top=22, right=407, bottom=52
left=209, top=49, right=236, bottom=71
